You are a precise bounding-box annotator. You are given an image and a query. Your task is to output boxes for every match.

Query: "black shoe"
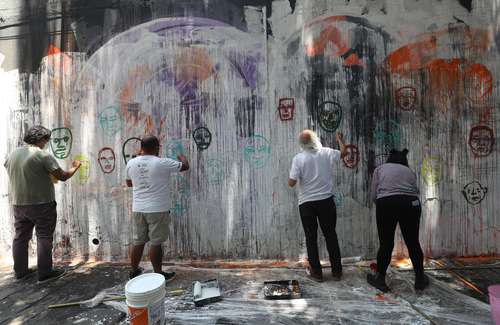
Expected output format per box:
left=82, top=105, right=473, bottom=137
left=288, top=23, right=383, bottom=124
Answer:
left=159, top=271, right=176, bottom=283
left=306, top=267, right=323, bottom=282
left=367, top=273, right=390, bottom=292
left=332, top=271, right=342, bottom=281
left=38, top=269, right=66, bottom=283
left=15, top=267, right=37, bottom=280
left=129, top=267, right=143, bottom=279
left=414, top=274, right=430, bottom=291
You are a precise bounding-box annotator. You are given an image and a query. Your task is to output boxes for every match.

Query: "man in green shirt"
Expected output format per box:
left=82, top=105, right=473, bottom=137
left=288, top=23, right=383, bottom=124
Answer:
left=4, top=126, right=81, bottom=282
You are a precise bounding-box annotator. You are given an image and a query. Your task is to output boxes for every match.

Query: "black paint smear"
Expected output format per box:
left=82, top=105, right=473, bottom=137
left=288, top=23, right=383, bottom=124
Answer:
left=235, top=95, right=262, bottom=138
left=305, top=56, right=330, bottom=131
left=2, top=0, right=273, bottom=72
left=288, top=0, right=296, bottom=13
left=458, top=0, right=472, bottom=12
left=235, top=0, right=273, bottom=36
left=341, top=26, right=369, bottom=62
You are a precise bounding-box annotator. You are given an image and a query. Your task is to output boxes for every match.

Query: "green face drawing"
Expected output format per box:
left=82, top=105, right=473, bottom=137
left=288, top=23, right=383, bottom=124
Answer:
left=374, top=119, right=402, bottom=151
left=98, top=106, right=123, bottom=136
left=165, top=140, right=185, bottom=160
left=205, top=159, right=224, bottom=185
left=50, top=127, right=72, bottom=159
left=243, top=135, right=271, bottom=169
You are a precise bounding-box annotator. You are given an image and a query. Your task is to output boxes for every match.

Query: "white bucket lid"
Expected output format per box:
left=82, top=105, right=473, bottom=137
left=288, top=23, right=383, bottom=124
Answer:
left=125, top=273, right=165, bottom=297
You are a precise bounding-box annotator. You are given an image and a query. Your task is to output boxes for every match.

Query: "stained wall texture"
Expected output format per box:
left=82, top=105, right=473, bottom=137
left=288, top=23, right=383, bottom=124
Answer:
left=0, top=0, right=499, bottom=262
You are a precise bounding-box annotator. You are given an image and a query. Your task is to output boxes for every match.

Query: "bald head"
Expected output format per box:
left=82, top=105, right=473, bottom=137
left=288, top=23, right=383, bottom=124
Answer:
left=299, top=129, right=321, bottom=151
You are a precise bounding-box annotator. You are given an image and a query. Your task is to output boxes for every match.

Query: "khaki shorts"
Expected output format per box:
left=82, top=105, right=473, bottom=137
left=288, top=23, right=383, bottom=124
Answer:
left=132, top=211, right=171, bottom=245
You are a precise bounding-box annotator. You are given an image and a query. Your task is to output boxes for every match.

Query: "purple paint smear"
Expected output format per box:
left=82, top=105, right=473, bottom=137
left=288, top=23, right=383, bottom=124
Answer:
left=148, top=17, right=229, bottom=34
left=227, top=52, right=262, bottom=90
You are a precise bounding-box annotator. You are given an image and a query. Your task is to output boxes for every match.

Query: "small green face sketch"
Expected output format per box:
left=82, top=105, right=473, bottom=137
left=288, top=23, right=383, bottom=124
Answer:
left=205, top=159, right=224, bottom=185
left=98, top=106, right=123, bottom=136
left=74, top=154, right=90, bottom=185
left=421, top=156, right=443, bottom=185
left=374, top=119, right=402, bottom=151
left=165, top=140, right=186, bottom=160
left=50, top=127, right=72, bottom=159
left=318, top=101, right=342, bottom=132
left=243, top=135, right=271, bottom=169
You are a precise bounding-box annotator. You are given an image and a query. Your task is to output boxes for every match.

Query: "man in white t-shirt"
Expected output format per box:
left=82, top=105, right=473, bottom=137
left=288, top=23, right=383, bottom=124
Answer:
left=288, top=129, right=347, bottom=282
left=126, top=135, right=189, bottom=280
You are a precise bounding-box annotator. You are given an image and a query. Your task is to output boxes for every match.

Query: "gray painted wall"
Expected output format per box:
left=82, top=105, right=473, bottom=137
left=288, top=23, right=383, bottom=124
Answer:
left=0, top=0, right=498, bottom=262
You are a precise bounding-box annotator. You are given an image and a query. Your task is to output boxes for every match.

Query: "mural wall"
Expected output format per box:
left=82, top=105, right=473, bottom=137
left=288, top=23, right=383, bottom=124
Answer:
left=0, top=0, right=499, bottom=262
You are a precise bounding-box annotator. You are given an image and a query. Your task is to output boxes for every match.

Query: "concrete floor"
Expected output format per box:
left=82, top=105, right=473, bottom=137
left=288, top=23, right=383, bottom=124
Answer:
left=0, top=259, right=497, bottom=325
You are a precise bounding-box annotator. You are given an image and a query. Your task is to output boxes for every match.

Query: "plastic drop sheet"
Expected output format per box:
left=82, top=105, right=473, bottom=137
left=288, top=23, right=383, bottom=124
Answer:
left=104, top=266, right=492, bottom=324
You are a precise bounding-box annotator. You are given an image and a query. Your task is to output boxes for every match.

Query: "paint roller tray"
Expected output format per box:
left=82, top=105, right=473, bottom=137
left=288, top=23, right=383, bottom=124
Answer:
left=263, top=280, right=301, bottom=299
left=193, top=279, right=222, bottom=307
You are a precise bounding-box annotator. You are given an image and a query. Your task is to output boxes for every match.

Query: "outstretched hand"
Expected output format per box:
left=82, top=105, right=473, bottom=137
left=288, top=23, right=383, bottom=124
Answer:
left=336, top=132, right=344, bottom=143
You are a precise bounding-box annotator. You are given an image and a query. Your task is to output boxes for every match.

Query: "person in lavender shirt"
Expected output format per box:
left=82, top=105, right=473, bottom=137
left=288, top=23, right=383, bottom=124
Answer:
left=368, top=149, right=429, bottom=292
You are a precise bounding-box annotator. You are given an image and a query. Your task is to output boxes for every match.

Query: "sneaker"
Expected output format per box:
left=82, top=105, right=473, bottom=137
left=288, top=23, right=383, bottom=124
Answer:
left=38, top=269, right=66, bottom=283
left=159, top=271, right=176, bottom=283
left=414, top=274, right=430, bottom=291
left=332, top=271, right=342, bottom=281
left=129, top=267, right=143, bottom=279
left=367, top=273, right=390, bottom=292
left=306, top=267, right=323, bottom=282
left=15, top=267, right=37, bottom=280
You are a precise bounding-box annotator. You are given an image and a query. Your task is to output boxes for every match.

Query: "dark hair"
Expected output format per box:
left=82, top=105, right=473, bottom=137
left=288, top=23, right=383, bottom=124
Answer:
left=23, top=125, right=52, bottom=144
left=386, top=148, right=409, bottom=167
left=141, top=135, right=160, bottom=151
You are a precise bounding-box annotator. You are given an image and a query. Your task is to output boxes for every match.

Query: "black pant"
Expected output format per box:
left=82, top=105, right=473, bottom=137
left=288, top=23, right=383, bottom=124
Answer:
left=375, top=195, right=424, bottom=275
left=299, top=196, right=342, bottom=273
left=13, top=202, right=57, bottom=278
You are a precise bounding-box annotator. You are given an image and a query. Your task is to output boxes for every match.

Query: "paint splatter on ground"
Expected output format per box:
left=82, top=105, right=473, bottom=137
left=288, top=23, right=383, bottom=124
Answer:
left=0, top=260, right=496, bottom=324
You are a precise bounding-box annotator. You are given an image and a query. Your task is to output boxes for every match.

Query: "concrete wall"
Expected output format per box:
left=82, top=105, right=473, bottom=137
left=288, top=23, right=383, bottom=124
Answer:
left=0, top=0, right=499, bottom=262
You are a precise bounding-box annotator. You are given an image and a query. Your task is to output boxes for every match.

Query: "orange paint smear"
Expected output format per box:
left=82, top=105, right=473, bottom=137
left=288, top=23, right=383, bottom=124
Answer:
left=463, top=63, right=493, bottom=103
left=385, top=36, right=437, bottom=73
left=119, top=66, right=153, bottom=129
left=174, top=47, right=214, bottom=81
left=385, top=27, right=490, bottom=74
left=305, top=25, right=363, bottom=66
left=47, top=45, right=62, bottom=56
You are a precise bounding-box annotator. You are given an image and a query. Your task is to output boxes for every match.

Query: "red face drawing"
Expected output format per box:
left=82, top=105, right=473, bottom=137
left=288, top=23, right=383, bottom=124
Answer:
left=278, top=98, right=295, bottom=121
left=395, top=86, right=417, bottom=111
left=469, top=125, right=494, bottom=157
left=98, top=147, right=116, bottom=174
left=343, top=144, right=360, bottom=168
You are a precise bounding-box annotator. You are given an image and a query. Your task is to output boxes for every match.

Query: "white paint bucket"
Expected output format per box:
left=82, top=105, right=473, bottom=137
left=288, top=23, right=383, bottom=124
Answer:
left=125, top=273, right=166, bottom=325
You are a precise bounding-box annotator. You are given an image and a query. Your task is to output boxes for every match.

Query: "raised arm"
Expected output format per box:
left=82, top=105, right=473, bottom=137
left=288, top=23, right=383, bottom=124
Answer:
left=336, top=132, right=347, bottom=159
left=177, top=154, right=190, bottom=172
left=50, top=160, right=81, bottom=182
